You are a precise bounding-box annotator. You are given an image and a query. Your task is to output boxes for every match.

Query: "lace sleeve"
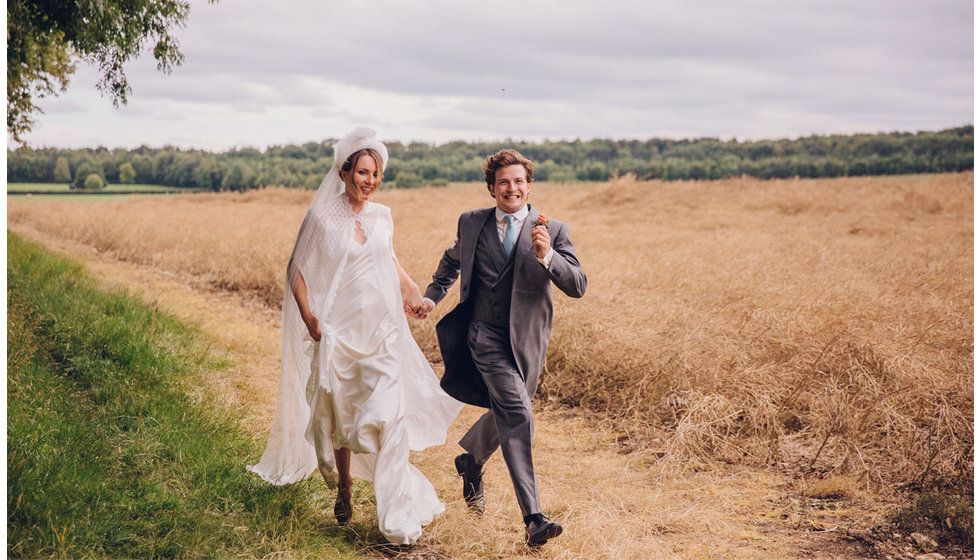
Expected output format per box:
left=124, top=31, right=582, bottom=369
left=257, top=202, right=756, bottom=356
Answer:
left=287, top=206, right=327, bottom=287
left=385, top=206, right=398, bottom=261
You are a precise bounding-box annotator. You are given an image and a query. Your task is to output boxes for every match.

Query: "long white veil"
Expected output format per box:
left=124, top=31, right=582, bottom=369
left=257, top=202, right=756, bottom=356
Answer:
left=248, top=128, right=460, bottom=486
left=247, top=128, right=390, bottom=484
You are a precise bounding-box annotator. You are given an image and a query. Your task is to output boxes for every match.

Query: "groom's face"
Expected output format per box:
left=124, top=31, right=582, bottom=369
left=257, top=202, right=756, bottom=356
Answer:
left=489, top=164, right=531, bottom=215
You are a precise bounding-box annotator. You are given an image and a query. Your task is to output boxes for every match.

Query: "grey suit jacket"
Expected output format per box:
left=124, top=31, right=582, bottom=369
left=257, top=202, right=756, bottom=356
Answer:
left=424, top=204, right=587, bottom=407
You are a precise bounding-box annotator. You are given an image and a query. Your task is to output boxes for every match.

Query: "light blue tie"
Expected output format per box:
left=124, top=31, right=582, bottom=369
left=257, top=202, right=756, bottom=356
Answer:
left=502, top=215, right=516, bottom=257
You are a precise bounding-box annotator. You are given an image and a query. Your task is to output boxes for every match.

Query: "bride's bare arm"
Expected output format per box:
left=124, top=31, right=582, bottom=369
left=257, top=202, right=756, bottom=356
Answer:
left=393, top=258, right=424, bottom=313
left=291, top=271, right=321, bottom=341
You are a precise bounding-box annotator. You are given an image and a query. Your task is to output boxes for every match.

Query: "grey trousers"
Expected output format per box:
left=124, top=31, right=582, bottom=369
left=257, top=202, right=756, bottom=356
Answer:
left=459, top=320, right=541, bottom=518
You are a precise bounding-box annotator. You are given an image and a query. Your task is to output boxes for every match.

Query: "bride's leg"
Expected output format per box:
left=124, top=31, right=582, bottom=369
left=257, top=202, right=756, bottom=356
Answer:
left=333, top=447, right=352, bottom=491
left=332, top=447, right=354, bottom=525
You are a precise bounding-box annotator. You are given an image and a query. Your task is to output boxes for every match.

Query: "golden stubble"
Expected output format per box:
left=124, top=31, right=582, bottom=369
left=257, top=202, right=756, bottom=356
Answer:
left=9, top=224, right=818, bottom=560
left=8, top=172, right=973, bottom=558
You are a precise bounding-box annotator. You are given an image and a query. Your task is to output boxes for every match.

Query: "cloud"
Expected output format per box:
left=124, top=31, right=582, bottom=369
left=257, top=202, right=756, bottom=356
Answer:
left=14, top=0, right=973, bottom=150
left=37, top=98, right=89, bottom=114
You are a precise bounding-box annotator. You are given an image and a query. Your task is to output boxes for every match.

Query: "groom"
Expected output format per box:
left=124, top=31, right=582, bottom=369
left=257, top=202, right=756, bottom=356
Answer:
left=415, top=149, right=587, bottom=546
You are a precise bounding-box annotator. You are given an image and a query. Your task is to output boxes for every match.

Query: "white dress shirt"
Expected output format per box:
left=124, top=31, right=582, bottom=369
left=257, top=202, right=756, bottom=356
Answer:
left=495, top=206, right=554, bottom=267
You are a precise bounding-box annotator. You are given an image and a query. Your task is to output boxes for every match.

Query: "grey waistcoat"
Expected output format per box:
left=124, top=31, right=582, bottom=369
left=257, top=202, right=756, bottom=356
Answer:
left=470, top=215, right=516, bottom=328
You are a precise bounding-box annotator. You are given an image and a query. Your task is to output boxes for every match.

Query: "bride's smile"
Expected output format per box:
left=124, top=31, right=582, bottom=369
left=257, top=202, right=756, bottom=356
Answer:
left=344, top=154, right=380, bottom=208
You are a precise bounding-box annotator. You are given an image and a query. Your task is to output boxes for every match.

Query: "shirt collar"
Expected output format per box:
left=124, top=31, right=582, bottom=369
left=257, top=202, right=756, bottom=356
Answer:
left=495, top=205, right=529, bottom=222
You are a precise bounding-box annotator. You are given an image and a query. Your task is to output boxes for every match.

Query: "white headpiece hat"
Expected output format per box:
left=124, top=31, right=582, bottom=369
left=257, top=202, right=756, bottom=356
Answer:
left=312, top=127, right=389, bottom=207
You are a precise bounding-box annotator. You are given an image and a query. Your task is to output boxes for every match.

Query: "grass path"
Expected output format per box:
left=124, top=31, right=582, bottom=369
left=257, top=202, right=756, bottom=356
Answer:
left=10, top=227, right=891, bottom=559
left=7, top=234, right=365, bottom=559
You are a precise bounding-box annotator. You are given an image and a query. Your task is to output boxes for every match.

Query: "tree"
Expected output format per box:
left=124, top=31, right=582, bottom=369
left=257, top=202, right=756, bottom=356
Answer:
left=118, top=162, right=136, bottom=184
left=194, top=157, right=220, bottom=190
left=83, top=173, right=105, bottom=189
left=7, top=0, right=216, bottom=144
left=74, top=159, right=102, bottom=185
left=53, top=156, right=71, bottom=183
left=221, top=161, right=257, bottom=191
left=130, top=155, right=153, bottom=183
left=394, top=171, right=422, bottom=189
left=535, top=159, right=560, bottom=182
left=2, top=125, right=973, bottom=189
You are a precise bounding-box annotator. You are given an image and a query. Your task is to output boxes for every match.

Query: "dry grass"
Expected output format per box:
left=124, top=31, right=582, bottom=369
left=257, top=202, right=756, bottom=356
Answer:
left=22, top=240, right=829, bottom=559
left=8, top=172, right=974, bottom=495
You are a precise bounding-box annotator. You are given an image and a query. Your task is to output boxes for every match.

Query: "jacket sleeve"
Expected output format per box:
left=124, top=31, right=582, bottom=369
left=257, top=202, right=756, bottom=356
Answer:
left=545, top=221, right=587, bottom=298
left=424, top=215, right=463, bottom=305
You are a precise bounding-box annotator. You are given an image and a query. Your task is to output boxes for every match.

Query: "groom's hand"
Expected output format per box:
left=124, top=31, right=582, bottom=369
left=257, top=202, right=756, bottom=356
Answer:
left=532, top=225, right=551, bottom=259
left=409, top=298, right=434, bottom=320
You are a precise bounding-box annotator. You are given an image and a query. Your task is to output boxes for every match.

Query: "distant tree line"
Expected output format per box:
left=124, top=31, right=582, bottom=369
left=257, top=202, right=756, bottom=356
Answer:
left=7, top=125, right=972, bottom=191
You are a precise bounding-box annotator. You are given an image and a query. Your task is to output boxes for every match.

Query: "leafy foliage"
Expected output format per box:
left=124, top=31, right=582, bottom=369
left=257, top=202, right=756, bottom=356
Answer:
left=6, top=126, right=973, bottom=190
left=82, top=173, right=105, bottom=189
left=6, top=0, right=212, bottom=143
left=72, top=158, right=103, bottom=186
left=52, top=156, right=71, bottom=183
left=118, top=161, right=136, bottom=184
left=394, top=171, right=423, bottom=189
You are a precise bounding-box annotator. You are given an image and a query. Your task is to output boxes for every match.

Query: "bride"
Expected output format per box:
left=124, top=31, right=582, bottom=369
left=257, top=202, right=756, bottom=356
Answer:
left=248, top=128, right=462, bottom=545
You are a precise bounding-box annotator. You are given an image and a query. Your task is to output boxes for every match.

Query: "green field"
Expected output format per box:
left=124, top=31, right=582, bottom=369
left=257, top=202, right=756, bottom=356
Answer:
left=7, top=234, right=363, bottom=559
left=7, top=183, right=189, bottom=194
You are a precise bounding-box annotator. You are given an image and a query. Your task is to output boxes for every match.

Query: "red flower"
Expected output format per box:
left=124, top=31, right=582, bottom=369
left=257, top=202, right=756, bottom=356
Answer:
left=534, top=214, right=550, bottom=228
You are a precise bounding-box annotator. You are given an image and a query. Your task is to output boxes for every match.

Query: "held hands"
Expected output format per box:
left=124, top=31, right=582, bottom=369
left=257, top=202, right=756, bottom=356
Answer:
left=404, top=291, right=433, bottom=320
left=403, top=287, right=433, bottom=320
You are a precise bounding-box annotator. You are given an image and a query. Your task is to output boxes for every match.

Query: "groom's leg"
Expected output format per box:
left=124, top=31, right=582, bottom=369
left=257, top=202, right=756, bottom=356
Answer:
left=466, top=321, right=541, bottom=518
left=459, top=411, right=498, bottom=465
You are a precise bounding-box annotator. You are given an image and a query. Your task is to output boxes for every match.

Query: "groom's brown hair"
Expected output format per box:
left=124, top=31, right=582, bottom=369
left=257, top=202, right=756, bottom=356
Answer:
left=483, top=149, right=534, bottom=191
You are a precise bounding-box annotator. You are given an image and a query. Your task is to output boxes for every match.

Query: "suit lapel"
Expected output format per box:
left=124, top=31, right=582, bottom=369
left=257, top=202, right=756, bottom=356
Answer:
left=461, top=208, right=496, bottom=293
left=514, top=204, right=538, bottom=269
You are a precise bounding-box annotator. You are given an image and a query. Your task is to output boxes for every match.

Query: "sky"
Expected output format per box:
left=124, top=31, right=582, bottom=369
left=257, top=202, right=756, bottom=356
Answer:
left=10, top=0, right=975, bottom=151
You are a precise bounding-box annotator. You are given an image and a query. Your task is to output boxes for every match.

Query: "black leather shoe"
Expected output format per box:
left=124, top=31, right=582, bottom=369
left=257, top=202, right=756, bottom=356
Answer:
left=454, top=453, right=485, bottom=514
left=334, top=487, right=353, bottom=525
left=525, top=514, right=562, bottom=546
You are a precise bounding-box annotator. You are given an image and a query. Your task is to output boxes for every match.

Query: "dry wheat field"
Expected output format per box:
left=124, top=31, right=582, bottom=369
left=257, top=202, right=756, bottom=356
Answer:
left=8, top=171, right=974, bottom=558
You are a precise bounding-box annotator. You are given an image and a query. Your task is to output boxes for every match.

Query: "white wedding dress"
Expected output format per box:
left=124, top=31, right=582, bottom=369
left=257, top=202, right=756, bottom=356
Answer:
left=248, top=196, right=462, bottom=545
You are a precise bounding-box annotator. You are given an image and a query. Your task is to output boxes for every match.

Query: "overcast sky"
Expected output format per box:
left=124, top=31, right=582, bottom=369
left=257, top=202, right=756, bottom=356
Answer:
left=11, top=0, right=974, bottom=151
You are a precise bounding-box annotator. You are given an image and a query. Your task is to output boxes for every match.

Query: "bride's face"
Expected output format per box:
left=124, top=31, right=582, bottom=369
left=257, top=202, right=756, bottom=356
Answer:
left=344, top=154, right=380, bottom=205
